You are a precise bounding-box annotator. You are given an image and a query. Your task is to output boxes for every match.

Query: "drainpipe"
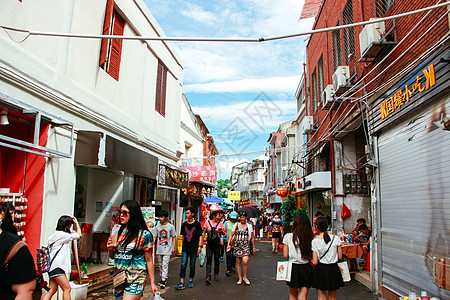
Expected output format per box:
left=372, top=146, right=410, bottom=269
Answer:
left=329, top=136, right=346, bottom=197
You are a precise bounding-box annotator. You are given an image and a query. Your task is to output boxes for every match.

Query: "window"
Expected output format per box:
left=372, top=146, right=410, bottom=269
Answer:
left=318, top=55, right=324, bottom=106
left=311, top=68, right=317, bottom=112
left=342, top=0, right=355, bottom=65
left=376, top=0, right=394, bottom=17
left=99, top=0, right=124, bottom=81
left=155, top=60, right=167, bottom=117
left=332, top=21, right=342, bottom=72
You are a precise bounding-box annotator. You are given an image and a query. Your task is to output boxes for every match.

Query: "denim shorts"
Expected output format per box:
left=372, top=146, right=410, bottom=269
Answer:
left=48, top=267, right=65, bottom=278
left=114, top=282, right=145, bottom=299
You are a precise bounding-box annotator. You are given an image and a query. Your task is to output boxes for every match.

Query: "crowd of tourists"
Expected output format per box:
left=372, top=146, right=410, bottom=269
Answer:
left=0, top=199, right=346, bottom=300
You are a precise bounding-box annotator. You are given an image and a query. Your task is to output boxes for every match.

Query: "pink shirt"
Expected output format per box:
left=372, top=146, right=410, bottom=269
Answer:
left=203, top=220, right=225, bottom=233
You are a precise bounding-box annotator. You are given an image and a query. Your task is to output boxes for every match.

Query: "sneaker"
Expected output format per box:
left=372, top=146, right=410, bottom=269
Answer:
left=188, top=280, right=194, bottom=288
left=226, top=271, right=232, bottom=276
left=205, top=277, right=211, bottom=285
left=159, top=280, right=166, bottom=289
left=175, top=282, right=185, bottom=290
left=214, top=274, right=219, bottom=281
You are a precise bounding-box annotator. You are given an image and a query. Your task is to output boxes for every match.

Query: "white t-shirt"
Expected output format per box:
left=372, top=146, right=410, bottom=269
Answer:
left=282, top=233, right=310, bottom=264
left=311, top=235, right=341, bottom=264
left=48, top=231, right=80, bottom=274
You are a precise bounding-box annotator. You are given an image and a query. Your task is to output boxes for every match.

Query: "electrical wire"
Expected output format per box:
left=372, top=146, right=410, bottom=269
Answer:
left=0, top=2, right=448, bottom=43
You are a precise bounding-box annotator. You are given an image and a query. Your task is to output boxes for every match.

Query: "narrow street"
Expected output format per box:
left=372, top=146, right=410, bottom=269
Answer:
left=87, top=238, right=381, bottom=300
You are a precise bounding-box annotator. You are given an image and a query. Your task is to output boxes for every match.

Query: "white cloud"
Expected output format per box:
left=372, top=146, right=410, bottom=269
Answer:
left=192, top=99, right=297, bottom=132
left=184, top=75, right=301, bottom=93
left=180, top=3, right=216, bottom=25
left=217, top=157, right=249, bottom=179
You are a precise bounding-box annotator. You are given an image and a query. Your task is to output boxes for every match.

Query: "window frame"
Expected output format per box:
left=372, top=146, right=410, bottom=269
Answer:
left=332, top=21, right=343, bottom=72
left=155, top=60, right=168, bottom=117
left=311, top=68, right=317, bottom=113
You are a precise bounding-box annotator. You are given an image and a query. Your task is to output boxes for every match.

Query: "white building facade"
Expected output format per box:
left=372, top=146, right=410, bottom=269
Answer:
left=0, top=0, right=183, bottom=262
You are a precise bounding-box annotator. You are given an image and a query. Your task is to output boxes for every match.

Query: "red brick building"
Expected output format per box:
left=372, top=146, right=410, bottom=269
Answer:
left=303, top=0, right=449, bottom=298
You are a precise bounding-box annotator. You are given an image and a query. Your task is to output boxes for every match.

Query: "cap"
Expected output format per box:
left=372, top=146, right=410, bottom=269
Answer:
left=230, top=211, right=238, bottom=219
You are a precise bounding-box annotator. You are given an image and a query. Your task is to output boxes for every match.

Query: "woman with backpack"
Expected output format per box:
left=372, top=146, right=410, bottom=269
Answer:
left=202, top=210, right=225, bottom=284
left=226, top=211, right=256, bottom=285
left=42, top=215, right=82, bottom=300
left=311, top=217, right=344, bottom=300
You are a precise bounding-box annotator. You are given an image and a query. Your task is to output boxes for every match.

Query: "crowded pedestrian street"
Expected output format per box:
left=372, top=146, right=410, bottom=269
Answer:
left=86, top=238, right=381, bottom=300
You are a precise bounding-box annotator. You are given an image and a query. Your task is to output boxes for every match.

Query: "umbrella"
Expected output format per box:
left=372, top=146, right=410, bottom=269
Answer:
left=244, top=202, right=258, bottom=207
left=238, top=206, right=262, bottom=218
left=223, top=198, right=234, bottom=206
left=204, top=195, right=224, bottom=203
left=209, top=204, right=223, bottom=211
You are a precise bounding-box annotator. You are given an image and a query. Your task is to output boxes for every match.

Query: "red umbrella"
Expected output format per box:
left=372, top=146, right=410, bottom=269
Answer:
left=245, top=202, right=258, bottom=207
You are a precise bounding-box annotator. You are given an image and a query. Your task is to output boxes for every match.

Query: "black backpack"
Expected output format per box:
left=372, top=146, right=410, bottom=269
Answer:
left=206, top=221, right=220, bottom=245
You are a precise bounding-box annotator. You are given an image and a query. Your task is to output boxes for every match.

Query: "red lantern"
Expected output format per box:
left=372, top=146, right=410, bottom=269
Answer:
left=276, top=188, right=287, bottom=197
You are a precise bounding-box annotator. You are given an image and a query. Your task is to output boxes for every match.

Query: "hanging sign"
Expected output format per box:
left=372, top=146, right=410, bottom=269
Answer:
left=181, top=165, right=217, bottom=182
left=158, top=164, right=189, bottom=189
left=141, top=207, right=156, bottom=232
left=228, top=191, right=241, bottom=201
left=380, top=64, right=436, bottom=120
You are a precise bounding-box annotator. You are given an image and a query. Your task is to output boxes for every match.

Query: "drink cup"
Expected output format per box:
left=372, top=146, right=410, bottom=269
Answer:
left=110, top=224, right=120, bottom=247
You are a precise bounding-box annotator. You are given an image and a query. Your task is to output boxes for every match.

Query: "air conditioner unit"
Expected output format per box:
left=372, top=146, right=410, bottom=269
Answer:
left=332, top=66, right=350, bottom=95
left=359, top=20, right=386, bottom=58
left=322, top=85, right=335, bottom=109
left=302, top=116, right=315, bottom=134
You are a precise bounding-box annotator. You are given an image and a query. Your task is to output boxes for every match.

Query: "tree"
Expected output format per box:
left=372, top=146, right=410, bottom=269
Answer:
left=216, top=179, right=231, bottom=198
left=280, top=195, right=307, bottom=233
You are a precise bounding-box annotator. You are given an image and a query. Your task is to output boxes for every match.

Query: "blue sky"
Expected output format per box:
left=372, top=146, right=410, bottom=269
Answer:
left=144, top=0, right=314, bottom=179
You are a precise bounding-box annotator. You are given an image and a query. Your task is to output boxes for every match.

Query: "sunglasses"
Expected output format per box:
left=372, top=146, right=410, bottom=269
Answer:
left=119, top=210, right=129, bottom=216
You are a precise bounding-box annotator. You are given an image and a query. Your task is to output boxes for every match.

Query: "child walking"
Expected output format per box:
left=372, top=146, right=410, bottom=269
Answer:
left=282, top=213, right=314, bottom=300
left=311, top=217, right=344, bottom=300
left=153, top=210, right=176, bottom=289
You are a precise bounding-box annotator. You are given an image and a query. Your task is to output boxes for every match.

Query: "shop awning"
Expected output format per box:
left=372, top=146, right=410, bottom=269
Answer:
left=0, top=92, right=74, bottom=158
left=74, top=131, right=158, bottom=179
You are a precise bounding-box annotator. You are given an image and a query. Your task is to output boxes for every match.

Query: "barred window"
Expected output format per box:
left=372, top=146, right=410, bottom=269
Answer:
left=311, top=68, right=317, bottom=112
left=376, top=0, right=394, bottom=17
left=318, top=55, right=324, bottom=106
left=332, top=21, right=342, bottom=72
left=343, top=0, right=355, bottom=64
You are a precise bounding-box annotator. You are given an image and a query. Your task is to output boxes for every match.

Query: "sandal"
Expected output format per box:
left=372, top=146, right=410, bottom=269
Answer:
left=236, top=280, right=242, bottom=285
left=244, top=279, right=250, bottom=285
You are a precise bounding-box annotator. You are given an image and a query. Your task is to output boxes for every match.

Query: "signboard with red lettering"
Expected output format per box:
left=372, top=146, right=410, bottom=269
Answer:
left=182, top=166, right=217, bottom=182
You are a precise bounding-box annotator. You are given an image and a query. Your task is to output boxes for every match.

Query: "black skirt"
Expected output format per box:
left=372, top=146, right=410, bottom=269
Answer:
left=311, top=262, right=344, bottom=290
left=286, top=263, right=313, bottom=288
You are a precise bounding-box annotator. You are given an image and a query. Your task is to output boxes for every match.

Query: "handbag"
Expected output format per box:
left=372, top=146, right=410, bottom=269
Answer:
left=276, top=260, right=292, bottom=281
left=113, top=269, right=127, bottom=288
left=338, top=261, right=351, bottom=282
left=199, top=247, right=206, bottom=268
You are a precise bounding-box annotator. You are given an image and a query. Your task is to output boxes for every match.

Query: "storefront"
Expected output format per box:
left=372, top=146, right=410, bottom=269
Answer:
left=368, top=45, right=449, bottom=299
left=0, top=93, right=74, bottom=256
left=295, top=172, right=333, bottom=225
left=74, top=131, right=159, bottom=264
left=156, top=163, right=189, bottom=232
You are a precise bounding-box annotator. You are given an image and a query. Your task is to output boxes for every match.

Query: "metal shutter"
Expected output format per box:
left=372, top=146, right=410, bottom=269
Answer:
left=377, top=96, right=450, bottom=298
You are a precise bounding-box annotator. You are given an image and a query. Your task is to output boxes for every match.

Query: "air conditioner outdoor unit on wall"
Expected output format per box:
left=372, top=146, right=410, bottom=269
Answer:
left=322, top=85, right=335, bottom=109
left=359, top=20, right=386, bottom=58
left=332, top=66, right=350, bottom=95
left=302, top=116, right=315, bottom=134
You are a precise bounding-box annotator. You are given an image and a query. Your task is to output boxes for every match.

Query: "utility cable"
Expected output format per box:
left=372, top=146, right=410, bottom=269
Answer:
left=0, top=2, right=448, bottom=43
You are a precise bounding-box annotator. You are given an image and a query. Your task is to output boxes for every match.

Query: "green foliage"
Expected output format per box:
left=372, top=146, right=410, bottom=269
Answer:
left=216, top=179, right=231, bottom=198
left=280, top=196, right=308, bottom=233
